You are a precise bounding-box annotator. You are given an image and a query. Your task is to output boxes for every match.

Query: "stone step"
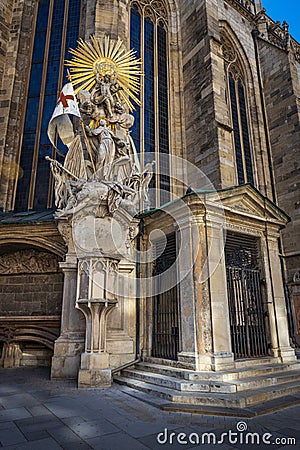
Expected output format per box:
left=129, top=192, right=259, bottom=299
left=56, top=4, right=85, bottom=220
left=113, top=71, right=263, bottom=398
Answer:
left=243, top=380, right=300, bottom=406
left=130, top=363, right=191, bottom=380
left=114, top=376, right=244, bottom=407
left=118, top=385, right=300, bottom=418
left=135, top=361, right=300, bottom=382
left=233, top=357, right=281, bottom=368
left=114, top=375, right=300, bottom=408
left=122, top=366, right=300, bottom=393
left=233, top=369, right=300, bottom=391
left=122, top=368, right=237, bottom=393
left=142, top=356, right=195, bottom=369
left=187, top=362, right=300, bottom=382
left=143, top=356, right=282, bottom=370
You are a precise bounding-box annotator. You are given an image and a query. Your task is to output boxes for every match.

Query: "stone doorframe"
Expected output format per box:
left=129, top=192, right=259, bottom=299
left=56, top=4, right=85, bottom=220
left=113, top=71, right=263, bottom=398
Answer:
left=141, top=184, right=296, bottom=371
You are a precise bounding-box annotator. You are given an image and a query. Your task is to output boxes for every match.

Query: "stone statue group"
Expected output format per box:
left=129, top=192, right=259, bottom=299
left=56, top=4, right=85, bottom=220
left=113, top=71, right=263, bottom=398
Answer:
left=47, top=70, right=154, bottom=219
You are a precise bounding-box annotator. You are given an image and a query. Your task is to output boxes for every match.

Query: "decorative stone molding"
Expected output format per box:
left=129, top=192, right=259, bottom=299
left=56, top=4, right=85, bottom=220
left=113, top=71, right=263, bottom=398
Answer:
left=224, top=0, right=256, bottom=21
left=130, top=0, right=168, bottom=23
left=0, top=249, right=60, bottom=274
left=293, top=271, right=300, bottom=284
left=255, top=12, right=300, bottom=61
left=76, top=257, right=119, bottom=388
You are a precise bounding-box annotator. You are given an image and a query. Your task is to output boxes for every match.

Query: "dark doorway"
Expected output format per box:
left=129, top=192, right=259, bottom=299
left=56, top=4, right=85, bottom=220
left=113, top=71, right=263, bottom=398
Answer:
left=225, top=233, right=269, bottom=359
left=152, top=233, right=179, bottom=360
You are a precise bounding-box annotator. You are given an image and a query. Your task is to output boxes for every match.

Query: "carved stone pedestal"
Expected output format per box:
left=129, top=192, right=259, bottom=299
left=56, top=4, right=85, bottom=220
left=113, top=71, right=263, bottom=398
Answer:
left=76, top=258, right=118, bottom=388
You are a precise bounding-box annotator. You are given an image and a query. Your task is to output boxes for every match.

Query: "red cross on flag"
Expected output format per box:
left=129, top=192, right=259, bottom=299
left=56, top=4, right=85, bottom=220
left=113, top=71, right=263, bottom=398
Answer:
left=47, top=82, right=81, bottom=148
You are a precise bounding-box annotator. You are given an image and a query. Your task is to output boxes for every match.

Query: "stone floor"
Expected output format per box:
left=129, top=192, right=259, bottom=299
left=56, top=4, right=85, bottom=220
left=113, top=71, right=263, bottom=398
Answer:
left=0, top=367, right=299, bottom=449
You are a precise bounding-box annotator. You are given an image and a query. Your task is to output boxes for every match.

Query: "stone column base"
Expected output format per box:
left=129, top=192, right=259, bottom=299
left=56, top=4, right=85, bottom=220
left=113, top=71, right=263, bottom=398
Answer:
left=78, top=368, right=112, bottom=388
left=78, top=352, right=112, bottom=388
left=51, top=334, right=84, bottom=380
left=211, top=352, right=235, bottom=371
left=178, top=351, right=235, bottom=371
left=177, top=352, right=199, bottom=370
left=278, top=347, right=297, bottom=363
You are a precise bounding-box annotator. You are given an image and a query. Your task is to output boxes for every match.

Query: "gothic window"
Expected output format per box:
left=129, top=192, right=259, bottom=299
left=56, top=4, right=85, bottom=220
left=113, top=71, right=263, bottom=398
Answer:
left=221, top=36, right=254, bottom=186
left=130, top=1, right=170, bottom=206
left=14, top=0, right=81, bottom=212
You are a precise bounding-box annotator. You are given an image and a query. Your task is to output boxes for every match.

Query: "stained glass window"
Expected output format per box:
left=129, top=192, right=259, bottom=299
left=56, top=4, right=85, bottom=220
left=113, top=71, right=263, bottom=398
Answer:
left=14, top=0, right=81, bottom=211
left=222, top=35, right=254, bottom=186
left=130, top=1, right=170, bottom=207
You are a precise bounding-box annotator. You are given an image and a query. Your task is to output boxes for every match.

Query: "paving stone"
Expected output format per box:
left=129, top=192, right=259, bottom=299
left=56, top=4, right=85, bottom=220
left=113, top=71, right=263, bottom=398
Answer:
left=0, top=422, right=26, bottom=446
left=44, top=399, right=92, bottom=419
left=86, top=432, right=151, bottom=450
left=61, top=416, right=87, bottom=427
left=276, top=427, right=300, bottom=441
left=1, top=437, right=63, bottom=449
left=68, top=419, right=119, bottom=440
left=15, top=415, right=62, bottom=433
left=0, top=368, right=299, bottom=449
left=21, top=429, right=50, bottom=441
left=26, top=405, right=53, bottom=417
left=0, top=423, right=16, bottom=431
left=47, top=425, right=92, bottom=447
left=114, top=416, right=181, bottom=439
left=0, top=408, right=32, bottom=423
left=0, top=394, right=39, bottom=409
left=139, top=427, right=199, bottom=450
left=61, top=443, right=92, bottom=450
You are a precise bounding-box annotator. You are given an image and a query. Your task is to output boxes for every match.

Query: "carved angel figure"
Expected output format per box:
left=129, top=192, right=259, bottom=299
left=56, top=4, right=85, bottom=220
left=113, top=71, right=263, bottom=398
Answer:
left=91, top=73, right=123, bottom=118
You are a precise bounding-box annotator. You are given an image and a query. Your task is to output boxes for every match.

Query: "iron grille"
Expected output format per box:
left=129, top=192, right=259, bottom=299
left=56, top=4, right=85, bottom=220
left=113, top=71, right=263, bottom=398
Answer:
left=225, top=233, right=269, bottom=359
left=152, top=233, right=179, bottom=360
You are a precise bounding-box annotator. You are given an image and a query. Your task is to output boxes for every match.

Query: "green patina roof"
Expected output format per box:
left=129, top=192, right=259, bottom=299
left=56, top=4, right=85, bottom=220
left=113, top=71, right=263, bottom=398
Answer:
left=0, top=209, right=55, bottom=225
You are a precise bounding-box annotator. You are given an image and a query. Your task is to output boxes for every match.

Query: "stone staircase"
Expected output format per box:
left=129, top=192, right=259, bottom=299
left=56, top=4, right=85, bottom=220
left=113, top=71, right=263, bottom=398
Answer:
left=114, top=357, right=300, bottom=416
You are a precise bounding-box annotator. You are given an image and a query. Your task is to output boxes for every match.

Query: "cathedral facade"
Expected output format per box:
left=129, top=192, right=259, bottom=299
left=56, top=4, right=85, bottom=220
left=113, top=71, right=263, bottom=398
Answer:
left=0, top=0, right=299, bottom=406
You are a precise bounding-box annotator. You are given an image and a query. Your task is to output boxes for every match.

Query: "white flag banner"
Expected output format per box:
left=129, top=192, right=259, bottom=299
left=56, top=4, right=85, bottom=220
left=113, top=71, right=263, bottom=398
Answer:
left=47, top=82, right=81, bottom=148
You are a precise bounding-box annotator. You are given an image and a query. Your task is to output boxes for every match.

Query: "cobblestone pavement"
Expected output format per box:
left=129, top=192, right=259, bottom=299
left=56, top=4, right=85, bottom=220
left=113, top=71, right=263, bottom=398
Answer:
left=0, top=367, right=299, bottom=449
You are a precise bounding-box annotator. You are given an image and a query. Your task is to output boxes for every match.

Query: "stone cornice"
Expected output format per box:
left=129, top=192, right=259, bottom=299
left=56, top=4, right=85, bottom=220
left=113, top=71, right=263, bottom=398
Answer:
left=224, top=0, right=256, bottom=23
left=255, top=11, right=300, bottom=62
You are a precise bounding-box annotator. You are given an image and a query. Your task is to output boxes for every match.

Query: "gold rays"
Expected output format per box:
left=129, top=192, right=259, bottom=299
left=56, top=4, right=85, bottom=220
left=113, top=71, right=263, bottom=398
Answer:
left=66, top=35, right=142, bottom=111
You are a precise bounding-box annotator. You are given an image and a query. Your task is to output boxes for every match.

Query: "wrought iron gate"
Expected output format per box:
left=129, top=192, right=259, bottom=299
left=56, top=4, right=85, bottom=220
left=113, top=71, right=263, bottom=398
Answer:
left=226, top=236, right=269, bottom=359
left=152, top=234, right=179, bottom=360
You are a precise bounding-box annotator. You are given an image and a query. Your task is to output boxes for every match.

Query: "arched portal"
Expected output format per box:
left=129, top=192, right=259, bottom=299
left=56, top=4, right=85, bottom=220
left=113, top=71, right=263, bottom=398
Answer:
left=0, top=244, right=63, bottom=367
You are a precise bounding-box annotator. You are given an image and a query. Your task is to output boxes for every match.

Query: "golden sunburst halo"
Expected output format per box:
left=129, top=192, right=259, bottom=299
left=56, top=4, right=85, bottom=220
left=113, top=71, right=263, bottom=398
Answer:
left=65, top=35, right=142, bottom=112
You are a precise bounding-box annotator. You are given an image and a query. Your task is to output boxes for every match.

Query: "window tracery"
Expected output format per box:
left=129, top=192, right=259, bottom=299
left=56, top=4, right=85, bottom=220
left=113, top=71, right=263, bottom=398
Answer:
left=221, top=34, right=254, bottom=186
left=130, top=0, right=170, bottom=206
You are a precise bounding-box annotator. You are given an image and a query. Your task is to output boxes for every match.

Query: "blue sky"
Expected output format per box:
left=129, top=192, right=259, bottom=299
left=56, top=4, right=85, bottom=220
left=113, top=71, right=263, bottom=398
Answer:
left=262, top=0, right=300, bottom=42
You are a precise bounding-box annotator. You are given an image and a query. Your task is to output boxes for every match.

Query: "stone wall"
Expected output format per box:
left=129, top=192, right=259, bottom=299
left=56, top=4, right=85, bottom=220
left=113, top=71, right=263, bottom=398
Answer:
left=0, top=272, right=63, bottom=316
left=258, top=38, right=300, bottom=269
left=0, top=247, right=63, bottom=316
left=0, top=0, right=36, bottom=211
left=179, top=0, right=273, bottom=195
left=0, top=0, right=13, bottom=85
left=180, top=0, right=221, bottom=188
left=258, top=36, right=300, bottom=342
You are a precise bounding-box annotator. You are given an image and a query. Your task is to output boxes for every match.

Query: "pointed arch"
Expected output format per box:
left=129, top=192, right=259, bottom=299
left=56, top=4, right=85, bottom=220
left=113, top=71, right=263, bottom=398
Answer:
left=219, top=21, right=258, bottom=187
left=129, top=0, right=185, bottom=206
